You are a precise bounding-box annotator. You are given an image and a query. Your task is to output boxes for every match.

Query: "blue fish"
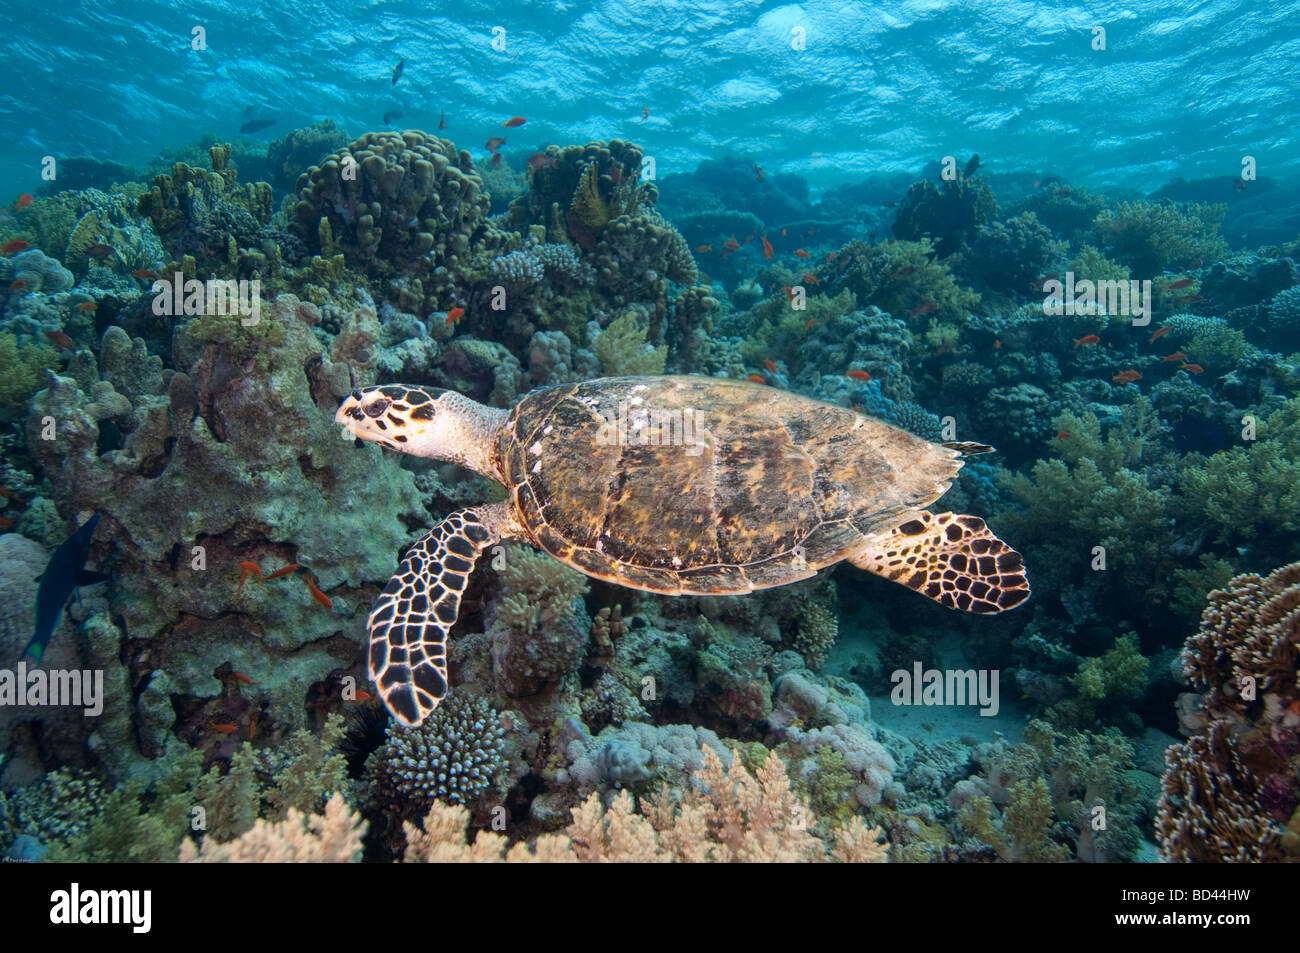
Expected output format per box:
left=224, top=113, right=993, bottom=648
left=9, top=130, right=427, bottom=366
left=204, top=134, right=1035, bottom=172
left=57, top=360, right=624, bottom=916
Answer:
left=22, top=514, right=107, bottom=663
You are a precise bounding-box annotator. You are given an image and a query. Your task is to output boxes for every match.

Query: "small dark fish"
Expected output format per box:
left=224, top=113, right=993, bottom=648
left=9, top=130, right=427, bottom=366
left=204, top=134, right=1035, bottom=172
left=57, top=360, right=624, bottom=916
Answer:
left=964, top=154, right=981, bottom=177
left=438, top=110, right=447, bottom=130
left=383, top=109, right=403, bottom=126
left=45, top=330, right=75, bottom=352
left=23, top=514, right=108, bottom=662
left=85, top=243, right=115, bottom=260
left=392, top=57, right=405, bottom=85
left=239, top=118, right=275, bottom=134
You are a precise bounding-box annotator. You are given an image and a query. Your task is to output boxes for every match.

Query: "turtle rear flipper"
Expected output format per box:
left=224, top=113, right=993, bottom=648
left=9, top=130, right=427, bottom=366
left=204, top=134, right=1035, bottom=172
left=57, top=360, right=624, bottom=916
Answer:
left=369, top=502, right=514, bottom=726
left=850, top=510, right=1030, bottom=614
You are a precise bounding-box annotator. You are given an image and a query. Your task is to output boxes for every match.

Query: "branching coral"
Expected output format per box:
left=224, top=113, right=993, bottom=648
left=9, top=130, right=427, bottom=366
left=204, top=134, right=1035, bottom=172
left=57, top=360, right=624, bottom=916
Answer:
left=406, top=745, right=888, bottom=862
left=967, top=212, right=1065, bottom=296
left=892, top=176, right=998, bottom=256
left=824, top=238, right=979, bottom=325
left=180, top=792, right=364, bottom=862
left=1093, top=200, right=1228, bottom=275
left=367, top=694, right=508, bottom=814
left=594, top=310, right=668, bottom=375
left=1157, top=560, right=1300, bottom=861
left=0, top=331, right=58, bottom=420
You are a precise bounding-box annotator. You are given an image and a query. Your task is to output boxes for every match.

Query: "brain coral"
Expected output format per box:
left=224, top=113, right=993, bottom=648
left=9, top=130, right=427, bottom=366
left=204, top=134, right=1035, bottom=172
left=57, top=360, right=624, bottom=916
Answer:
left=1156, top=561, right=1300, bottom=862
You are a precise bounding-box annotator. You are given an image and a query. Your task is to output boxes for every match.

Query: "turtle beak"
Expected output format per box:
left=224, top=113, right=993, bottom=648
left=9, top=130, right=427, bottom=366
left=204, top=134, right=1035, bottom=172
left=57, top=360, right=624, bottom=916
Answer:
left=335, top=394, right=364, bottom=429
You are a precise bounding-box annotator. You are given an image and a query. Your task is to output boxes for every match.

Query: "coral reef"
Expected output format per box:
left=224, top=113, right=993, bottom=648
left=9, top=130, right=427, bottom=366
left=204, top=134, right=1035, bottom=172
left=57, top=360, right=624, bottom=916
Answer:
left=1093, top=200, right=1228, bottom=275
left=366, top=694, right=508, bottom=814
left=892, top=176, right=998, bottom=256
left=1157, top=561, right=1300, bottom=862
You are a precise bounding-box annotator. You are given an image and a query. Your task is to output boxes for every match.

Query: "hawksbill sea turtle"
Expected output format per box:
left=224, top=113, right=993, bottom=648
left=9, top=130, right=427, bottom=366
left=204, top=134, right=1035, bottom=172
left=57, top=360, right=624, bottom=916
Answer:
left=336, top=375, right=1030, bottom=727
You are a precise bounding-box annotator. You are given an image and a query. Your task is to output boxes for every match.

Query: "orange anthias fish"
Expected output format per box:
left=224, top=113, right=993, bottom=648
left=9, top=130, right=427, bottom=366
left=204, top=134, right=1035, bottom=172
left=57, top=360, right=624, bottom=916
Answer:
left=439, top=110, right=447, bottom=130
left=45, top=330, right=75, bottom=352
left=305, top=575, right=333, bottom=610
left=723, top=235, right=740, bottom=251
left=780, top=286, right=796, bottom=302
left=503, top=116, right=527, bottom=128
left=761, top=235, right=774, bottom=259
left=265, top=563, right=301, bottom=580
left=1111, top=370, right=1142, bottom=384
left=747, top=374, right=766, bottom=384
left=212, top=724, right=239, bottom=734
left=15, top=193, right=34, bottom=210
left=694, top=244, right=712, bottom=253
left=0, top=516, right=14, bottom=530
left=1180, top=362, right=1205, bottom=374
left=490, top=153, right=503, bottom=169
left=793, top=248, right=810, bottom=259
left=1073, top=334, right=1100, bottom=348
left=993, top=339, right=1002, bottom=350
left=780, top=228, right=787, bottom=237
left=1173, top=294, right=1204, bottom=305
left=446, top=306, right=465, bottom=326
left=804, top=318, right=815, bottom=331
left=76, top=302, right=97, bottom=312
left=236, top=560, right=263, bottom=594
left=1161, top=352, right=1187, bottom=363
left=1148, top=325, right=1172, bottom=343
left=2, top=239, right=31, bottom=255
left=754, top=164, right=764, bottom=182
left=1166, top=277, right=1195, bottom=290
left=232, top=671, right=261, bottom=685
left=846, top=369, right=872, bottom=382
left=801, top=273, right=819, bottom=285
left=908, top=301, right=936, bottom=317
left=131, top=269, right=157, bottom=280
left=1055, top=430, right=1071, bottom=440
left=641, top=107, right=649, bottom=120
left=763, top=358, right=778, bottom=374
left=485, top=137, right=506, bottom=153
left=10, top=279, right=27, bottom=293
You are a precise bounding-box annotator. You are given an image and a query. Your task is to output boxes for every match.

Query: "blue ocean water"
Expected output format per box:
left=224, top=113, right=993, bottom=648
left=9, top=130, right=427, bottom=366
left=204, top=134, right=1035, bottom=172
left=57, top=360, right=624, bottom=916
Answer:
left=1, top=0, right=1299, bottom=871
left=4, top=0, right=1300, bottom=193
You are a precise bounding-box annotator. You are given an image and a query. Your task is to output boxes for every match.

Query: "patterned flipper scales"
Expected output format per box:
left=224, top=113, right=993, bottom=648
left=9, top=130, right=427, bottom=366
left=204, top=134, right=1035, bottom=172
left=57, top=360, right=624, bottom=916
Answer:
left=850, top=511, right=1030, bottom=614
left=368, top=506, right=500, bottom=726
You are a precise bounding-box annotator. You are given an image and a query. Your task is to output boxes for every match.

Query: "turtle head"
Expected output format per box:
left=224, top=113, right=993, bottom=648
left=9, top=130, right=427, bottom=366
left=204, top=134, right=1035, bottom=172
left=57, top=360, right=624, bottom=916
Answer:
left=336, top=384, right=505, bottom=478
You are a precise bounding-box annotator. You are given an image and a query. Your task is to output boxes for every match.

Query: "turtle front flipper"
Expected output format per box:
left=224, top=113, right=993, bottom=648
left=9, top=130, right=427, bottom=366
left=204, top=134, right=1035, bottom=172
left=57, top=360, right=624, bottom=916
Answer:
left=369, top=502, right=515, bottom=727
left=850, top=511, right=1030, bottom=614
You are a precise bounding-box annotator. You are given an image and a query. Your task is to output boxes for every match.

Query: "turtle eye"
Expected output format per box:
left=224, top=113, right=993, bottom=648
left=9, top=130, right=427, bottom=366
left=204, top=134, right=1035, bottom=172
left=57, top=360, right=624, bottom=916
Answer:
left=364, top=397, right=392, bottom=418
